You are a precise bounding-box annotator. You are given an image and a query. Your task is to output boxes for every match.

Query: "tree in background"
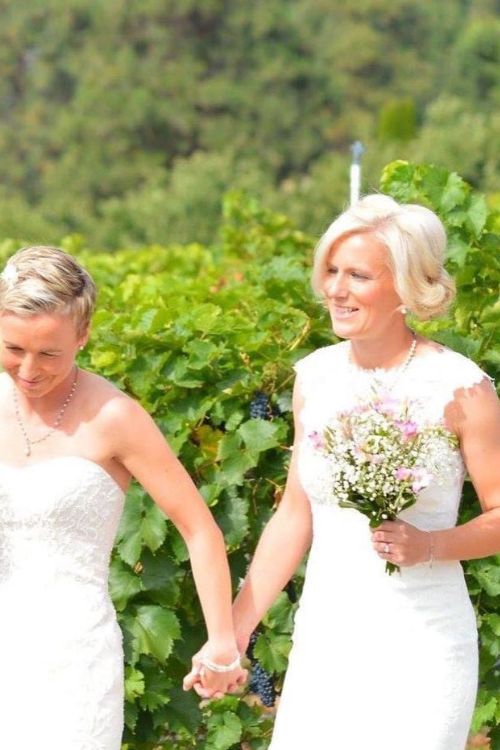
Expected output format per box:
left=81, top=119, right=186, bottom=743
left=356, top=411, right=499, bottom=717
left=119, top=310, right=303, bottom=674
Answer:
left=0, top=0, right=497, bottom=246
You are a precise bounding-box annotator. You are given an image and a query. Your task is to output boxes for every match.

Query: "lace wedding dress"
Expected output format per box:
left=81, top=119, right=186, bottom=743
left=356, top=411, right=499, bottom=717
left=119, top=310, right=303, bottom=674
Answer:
left=0, top=456, right=125, bottom=750
left=269, top=342, right=490, bottom=750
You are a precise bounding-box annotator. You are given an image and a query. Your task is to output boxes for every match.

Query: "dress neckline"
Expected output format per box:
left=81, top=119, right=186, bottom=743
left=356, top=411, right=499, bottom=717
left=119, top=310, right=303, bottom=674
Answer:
left=340, top=339, right=446, bottom=376
left=0, top=455, right=126, bottom=496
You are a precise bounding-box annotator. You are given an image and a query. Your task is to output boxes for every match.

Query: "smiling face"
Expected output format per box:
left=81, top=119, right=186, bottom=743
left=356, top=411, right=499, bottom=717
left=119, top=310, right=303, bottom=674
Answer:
left=0, top=312, right=88, bottom=399
left=322, top=232, right=403, bottom=341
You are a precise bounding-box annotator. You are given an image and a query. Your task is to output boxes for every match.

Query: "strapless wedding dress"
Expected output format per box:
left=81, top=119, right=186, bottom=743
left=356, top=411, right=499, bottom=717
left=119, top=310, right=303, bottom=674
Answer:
left=0, top=456, right=125, bottom=750
left=269, top=343, right=489, bottom=750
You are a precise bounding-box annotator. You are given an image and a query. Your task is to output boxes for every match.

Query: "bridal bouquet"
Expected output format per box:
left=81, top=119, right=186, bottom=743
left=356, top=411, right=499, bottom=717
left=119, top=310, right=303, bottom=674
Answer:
left=309, top=390, right=459, bottom=575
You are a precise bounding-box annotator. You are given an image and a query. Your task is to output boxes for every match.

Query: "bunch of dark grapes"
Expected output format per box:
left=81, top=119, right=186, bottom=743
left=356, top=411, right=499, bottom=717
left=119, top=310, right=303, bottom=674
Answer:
left=285, top=579, right=298, bottom=604
left=247, top=631, right=276, bottom=707
left=249, top=391, right=271, bottom=420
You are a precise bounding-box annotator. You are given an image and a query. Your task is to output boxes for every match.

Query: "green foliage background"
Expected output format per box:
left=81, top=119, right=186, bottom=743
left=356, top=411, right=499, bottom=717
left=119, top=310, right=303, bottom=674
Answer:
left=0, top=0, right=498, bottom=246
left=2, top=161, right=497, bottom=748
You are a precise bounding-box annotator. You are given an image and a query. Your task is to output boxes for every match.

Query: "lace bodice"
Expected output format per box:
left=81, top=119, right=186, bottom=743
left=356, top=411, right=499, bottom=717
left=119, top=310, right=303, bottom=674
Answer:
left=0, top=455, right=124, bottom=589
left=294, top=341, right=491, bottom=530
left=0, top=455, right=126, bottom=749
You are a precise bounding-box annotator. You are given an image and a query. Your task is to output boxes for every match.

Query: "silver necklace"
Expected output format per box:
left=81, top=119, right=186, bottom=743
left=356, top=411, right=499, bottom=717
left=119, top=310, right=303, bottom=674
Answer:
left=13, top=369, right=79, bottom=457
left=349, top=332, right=417, bottom=392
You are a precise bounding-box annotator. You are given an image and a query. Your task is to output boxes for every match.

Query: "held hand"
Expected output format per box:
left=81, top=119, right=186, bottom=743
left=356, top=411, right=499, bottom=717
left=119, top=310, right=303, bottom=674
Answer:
left=371, top=520, right=433, bottom=567
left=182, top=644, right=248, bottom=699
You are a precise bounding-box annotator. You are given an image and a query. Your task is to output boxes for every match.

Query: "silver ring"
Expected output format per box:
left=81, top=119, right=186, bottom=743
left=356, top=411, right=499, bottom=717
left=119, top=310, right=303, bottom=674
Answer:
left=383, top=543, right=390, bottom=554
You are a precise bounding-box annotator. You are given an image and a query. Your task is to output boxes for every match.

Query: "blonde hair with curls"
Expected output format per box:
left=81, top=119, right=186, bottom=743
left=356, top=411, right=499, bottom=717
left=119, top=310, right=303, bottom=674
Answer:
left=0, top=246, right=97, bottom=334
left=312, top=194, right=456, bottom=320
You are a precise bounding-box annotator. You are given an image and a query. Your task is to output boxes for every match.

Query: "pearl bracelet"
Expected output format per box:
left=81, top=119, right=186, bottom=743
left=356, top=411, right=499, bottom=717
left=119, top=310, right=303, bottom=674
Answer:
left=199, top=654, right=241, bottom=673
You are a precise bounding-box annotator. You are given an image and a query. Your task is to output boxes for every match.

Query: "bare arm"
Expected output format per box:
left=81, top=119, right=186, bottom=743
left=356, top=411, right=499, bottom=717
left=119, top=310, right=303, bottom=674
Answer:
left=373, top=377, right=500, bottom=565
left=232, top=380, right=313, bottom=652
left=432, top=376, right=500, bottom=561
left=107, top=396, right=245, bottom=693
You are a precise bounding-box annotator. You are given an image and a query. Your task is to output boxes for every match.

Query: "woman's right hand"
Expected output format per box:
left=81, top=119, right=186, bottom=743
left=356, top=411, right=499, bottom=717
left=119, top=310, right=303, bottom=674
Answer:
left=182, top=643, right=248, bottom=699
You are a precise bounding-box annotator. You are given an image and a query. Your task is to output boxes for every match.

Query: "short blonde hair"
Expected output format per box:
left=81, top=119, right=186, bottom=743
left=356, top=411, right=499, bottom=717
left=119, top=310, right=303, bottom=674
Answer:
left=0, top=246, right=97, bottom=333
left=312, top=194, right=456, bottom=319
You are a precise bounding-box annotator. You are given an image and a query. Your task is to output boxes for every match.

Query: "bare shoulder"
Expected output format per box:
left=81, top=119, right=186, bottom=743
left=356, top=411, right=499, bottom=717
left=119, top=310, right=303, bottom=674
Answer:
left=446, top=368, right=499, bottom=437
left=78, top=369, right=151, bottom=435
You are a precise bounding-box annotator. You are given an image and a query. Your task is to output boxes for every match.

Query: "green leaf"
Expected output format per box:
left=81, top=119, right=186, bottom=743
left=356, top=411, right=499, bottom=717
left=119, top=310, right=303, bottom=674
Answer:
left=217, top=432, right=243, bottom=461
left=254, top=633, right=291, bottom=674
left=109, top=557, right=142, bottom=611
left=161, top=686, right=202, bottom=735
left=447, top=236, right=471, bottom=266
left=484, top=614, right=500, bottom=637
left=262, top=592, right=296, bottom=633
left=471, top=694, right=497, bottom=733
left=91, top=350, right=119, bottom=368
left=466, top=194, right=488, bottom=237
left=470, top=559, right=500, bottom=597
left=139, top=667, right=172, bottom=711
left=116, top=491, right=145, bottom=567
left=124, top=666, right=145, bottom=702
left=115, top=491, right=168, bottom=564
left=141, top=501, right=168, bottom=552
left=440, top=172, right=469, bottom=211
left=218, top=450, right=258, bottom=486
left=238, top=419, right=281, bottom=452
left=169, top=528, right=190, bottom=563
left=217, top=493, right=249, bottom=547
left=140, top=549, right=180, bottom=607
left=206, top=711, right=242, bottom=750
left=225, top=409, right=245, bottom=431
left=132, top=605, right=181, bottom=662
left=124, top=699, right=139, bottom=732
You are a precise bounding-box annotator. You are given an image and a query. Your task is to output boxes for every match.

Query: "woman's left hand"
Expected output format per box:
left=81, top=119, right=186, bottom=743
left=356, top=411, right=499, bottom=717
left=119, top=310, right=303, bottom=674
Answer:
left=183, top=644, right=248, bottom=699
left=371, top=520, right=432, bottom=567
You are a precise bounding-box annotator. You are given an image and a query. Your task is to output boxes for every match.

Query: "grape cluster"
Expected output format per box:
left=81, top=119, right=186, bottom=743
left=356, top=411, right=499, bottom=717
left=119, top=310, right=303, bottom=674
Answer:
left=249, top=391, right=271, bottom=420
left=285, top=579, right=298, bottom=604
left=247, top=631, right=276, bottom=707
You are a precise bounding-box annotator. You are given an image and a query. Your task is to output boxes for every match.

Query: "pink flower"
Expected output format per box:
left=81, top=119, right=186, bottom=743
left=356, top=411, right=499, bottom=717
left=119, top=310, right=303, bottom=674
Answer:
left=373, top=394, right=400, bottom=416
left=395, top=467, right=412, bottom=481
left=309, top=431, right=325, bottom=450
left=411, top=468, right=433, bottom=493
left=396, top=419, right=419, bottom=441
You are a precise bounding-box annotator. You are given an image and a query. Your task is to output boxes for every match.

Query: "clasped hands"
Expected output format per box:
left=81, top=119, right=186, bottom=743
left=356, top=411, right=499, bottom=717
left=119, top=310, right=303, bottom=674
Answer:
left=183, top=643, right=248, bottom=700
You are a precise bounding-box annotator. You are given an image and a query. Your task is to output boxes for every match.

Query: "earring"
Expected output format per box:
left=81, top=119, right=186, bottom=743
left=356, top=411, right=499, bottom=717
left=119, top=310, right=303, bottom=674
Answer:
left=79, top=345, right=85, bottom=351
left=400, top=306, right=408, bottom=315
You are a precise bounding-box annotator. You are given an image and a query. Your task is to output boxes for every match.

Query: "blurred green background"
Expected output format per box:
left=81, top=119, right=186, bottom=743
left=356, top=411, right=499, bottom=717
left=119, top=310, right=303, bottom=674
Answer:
left=0, top=0, right=498, bottom=249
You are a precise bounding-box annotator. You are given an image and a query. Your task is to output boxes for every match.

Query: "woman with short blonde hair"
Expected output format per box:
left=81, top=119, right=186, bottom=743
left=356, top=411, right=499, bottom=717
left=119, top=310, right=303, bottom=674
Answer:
left=0, top=245, right=246, bottom=749
left=0, top=245, right=97, bottom=332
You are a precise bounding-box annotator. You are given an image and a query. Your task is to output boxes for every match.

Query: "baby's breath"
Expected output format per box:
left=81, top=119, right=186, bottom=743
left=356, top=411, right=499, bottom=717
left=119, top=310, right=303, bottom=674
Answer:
left=309, top=389, right=459, bottom=574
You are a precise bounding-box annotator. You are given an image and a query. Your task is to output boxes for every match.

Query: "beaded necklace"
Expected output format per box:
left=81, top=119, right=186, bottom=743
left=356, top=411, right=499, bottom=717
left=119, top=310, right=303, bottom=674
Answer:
left=13, top=368, right=79, bottom=457
left=348, top=332, right=417, bottom=393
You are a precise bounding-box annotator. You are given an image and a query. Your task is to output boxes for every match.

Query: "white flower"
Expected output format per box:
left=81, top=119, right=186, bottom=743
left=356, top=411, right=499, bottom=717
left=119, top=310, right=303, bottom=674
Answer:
left=1, top=263, right=18, bottom=285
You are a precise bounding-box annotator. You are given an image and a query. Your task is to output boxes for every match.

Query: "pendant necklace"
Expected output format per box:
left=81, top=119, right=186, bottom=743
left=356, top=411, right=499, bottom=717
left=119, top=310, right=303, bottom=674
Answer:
left=13, top=368, right=79, bottom=457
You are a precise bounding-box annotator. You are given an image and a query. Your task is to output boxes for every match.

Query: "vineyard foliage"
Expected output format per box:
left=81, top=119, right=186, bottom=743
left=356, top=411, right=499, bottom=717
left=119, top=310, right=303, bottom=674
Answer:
left=1, top=162, right=499, bottom=748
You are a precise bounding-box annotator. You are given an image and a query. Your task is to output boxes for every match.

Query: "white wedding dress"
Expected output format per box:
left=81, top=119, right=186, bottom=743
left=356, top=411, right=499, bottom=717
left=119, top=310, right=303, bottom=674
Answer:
left=270, top=342, right=490, bottom=750
left=0, top=456, right=125, bottom=750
